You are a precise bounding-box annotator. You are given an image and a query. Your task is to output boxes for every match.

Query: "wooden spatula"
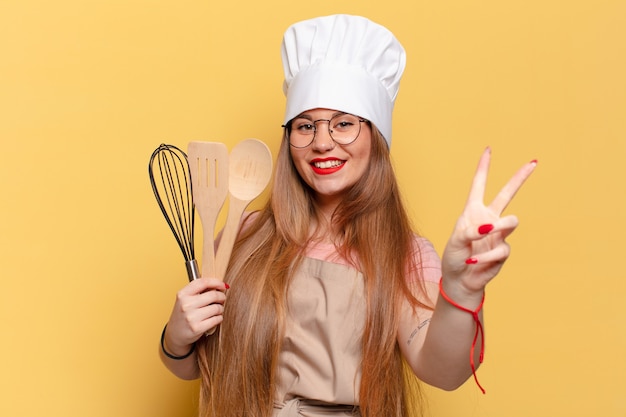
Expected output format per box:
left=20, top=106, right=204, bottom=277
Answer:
left=215, top=139, right=273, bottom=279
left=187, top=141, right=229, bottom=280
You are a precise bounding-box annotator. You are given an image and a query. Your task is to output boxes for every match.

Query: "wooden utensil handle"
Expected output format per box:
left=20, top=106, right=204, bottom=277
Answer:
left=215, top=196, right=248, bottom=279
left=201, top=229, right=216, bottom=278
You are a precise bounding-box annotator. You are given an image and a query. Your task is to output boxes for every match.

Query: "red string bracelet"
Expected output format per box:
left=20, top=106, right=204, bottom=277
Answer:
left=438, top=278, right=486, bottom=394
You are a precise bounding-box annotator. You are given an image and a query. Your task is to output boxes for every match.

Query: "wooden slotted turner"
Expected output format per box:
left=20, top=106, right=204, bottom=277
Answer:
left=187, top=141, right=229, bottom=280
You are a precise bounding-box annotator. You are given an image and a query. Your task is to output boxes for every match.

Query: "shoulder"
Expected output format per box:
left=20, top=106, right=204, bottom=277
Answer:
left=408, top=235, right=441, bottom=284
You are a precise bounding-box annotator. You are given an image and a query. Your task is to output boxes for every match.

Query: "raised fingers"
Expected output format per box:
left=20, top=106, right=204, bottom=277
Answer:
left=466, top=147, right=492, bottom=206
left=489, top=160, right=537, bottom=215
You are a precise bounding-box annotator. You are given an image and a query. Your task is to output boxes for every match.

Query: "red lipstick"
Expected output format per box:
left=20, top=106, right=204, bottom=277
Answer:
left=310, top=158, right=345, bottom=175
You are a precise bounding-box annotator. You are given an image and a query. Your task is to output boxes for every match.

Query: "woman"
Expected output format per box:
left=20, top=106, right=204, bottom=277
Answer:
left=159, top=14, right=536, bottom=417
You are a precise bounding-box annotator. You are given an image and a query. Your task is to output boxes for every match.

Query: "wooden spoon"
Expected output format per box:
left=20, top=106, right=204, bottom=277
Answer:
left=187, top=141, right=229, bottom=279
left=215, top=139, right=273, bottom=279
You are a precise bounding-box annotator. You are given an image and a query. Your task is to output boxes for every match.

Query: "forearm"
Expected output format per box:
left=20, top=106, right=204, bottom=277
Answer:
left=413, top=282, right=484, bottom=391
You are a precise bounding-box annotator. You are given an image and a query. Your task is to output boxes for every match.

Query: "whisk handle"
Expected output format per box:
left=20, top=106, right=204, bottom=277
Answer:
left=185, top=259, right=200, bottom=282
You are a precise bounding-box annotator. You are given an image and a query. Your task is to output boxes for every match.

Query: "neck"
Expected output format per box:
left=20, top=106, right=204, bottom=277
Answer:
left=313, top=192, right=342, bottom=218
left=310, top=198, right=342, bottom=244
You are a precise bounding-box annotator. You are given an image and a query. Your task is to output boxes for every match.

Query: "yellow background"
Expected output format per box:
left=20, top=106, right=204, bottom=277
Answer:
left=1, top=0, right=624, bottom=416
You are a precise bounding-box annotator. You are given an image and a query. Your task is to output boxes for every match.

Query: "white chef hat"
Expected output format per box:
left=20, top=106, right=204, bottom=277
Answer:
left=281, top=14, right=406, bottom=147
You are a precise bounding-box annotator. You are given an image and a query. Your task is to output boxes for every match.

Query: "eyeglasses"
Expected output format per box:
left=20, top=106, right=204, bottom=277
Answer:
left=286, top=113, right=367, bottom=148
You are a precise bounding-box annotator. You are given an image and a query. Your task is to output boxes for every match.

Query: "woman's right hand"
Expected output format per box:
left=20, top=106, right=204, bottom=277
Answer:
left=163, top=278, right=229, bottom=356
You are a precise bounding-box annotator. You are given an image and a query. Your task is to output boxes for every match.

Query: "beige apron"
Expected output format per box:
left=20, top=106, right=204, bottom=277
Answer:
left=273, top=257, right=365, bottom=417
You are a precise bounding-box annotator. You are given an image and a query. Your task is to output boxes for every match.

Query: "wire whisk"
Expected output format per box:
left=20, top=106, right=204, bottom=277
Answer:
left=148, top=144, right=199, bottom=281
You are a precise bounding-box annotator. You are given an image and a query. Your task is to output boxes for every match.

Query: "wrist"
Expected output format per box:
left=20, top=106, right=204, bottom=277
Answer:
left=161, top=324, right=195, bottom=360
left=439, top=277, right=485, bottom=310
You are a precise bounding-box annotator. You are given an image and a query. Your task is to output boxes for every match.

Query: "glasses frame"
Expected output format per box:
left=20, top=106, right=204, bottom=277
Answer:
left=285, top=113, right=368, bottom=149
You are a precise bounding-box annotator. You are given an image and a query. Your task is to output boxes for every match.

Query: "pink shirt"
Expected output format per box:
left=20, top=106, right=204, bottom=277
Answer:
left=304, top=236, right=441, bottom=284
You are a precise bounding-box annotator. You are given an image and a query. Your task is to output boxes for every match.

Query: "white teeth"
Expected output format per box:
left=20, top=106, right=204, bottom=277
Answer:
left=313, top=160, right=343, bottom=169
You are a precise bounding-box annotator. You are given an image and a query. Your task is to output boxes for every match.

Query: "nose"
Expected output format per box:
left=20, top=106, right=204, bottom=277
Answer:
left=311, top=120, right=335, bottom=152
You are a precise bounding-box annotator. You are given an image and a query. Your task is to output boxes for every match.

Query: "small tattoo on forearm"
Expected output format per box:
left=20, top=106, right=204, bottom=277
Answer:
left=407, top=319, right=431, bottom=345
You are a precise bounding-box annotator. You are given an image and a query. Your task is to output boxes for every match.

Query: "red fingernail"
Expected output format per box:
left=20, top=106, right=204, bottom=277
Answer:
left=478, top=224, right=494, bottom=235
left=465, top=258, right=478, bottom=265
left=530, top=159, right=538, bottom=164
left=224, top=283, right=230, bottom=290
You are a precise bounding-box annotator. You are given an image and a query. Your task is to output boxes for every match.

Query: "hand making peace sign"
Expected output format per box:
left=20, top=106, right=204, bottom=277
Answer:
left=442, top=147, right=537, bottom=296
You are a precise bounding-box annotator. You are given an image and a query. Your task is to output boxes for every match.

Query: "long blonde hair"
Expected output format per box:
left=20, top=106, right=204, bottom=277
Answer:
left=196, top=126, right=432, bottom=417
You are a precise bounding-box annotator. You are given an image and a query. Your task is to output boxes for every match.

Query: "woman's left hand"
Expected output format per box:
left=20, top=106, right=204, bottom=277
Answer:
left=442, top=147, right=537, bottom=295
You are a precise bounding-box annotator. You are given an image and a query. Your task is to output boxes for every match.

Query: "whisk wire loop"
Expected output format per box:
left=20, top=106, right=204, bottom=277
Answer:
left=159, top=150, right=193, bottom=257
left=149, top=144, right=196, bottom=270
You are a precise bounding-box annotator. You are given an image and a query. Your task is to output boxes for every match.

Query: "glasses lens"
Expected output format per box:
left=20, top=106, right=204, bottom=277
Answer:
left=328, top=114, right=361, bottom=144
left=289, top=118, right=315, bottom=148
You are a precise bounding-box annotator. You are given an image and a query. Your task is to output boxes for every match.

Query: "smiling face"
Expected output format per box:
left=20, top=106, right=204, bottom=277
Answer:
left=288, top=108, right=372, bottom=208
